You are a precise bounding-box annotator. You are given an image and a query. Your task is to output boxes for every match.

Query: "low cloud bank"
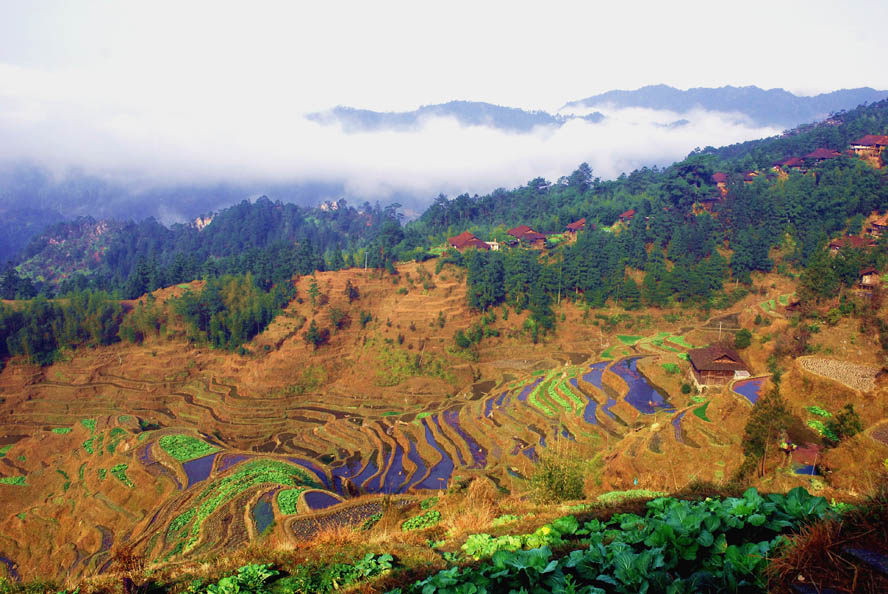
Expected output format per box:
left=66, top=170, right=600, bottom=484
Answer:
left=0, top=68, right=779, bottom=219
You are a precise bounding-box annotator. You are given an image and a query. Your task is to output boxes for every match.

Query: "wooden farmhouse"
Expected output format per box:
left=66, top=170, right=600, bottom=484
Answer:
left=564, top=218, right=587, bottom=242
left=869, top=213, right=888, bottom=237
left=828, top=236, right=875, bottom=253
left=507, top=225, right=547, bottom=249
left=618, top=209, right=636, bottom=224
left=855, top=266, right=881, bottom=299
left=688, top=345, right=749, bottom=388
left=447, top=231, right=490, bottom=253
left=712, top=172, right=729, bottom=196
left=849, top=134, right=888, bottom=168
left=771, top=157, right=805, bottom=178
left=804, top=148, right=842, bottom=164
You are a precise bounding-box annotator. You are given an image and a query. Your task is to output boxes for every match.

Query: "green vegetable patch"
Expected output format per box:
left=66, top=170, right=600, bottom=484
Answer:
left=402, top=510, right=441, bottom=531
left=111, top=463, right=134, bottom=487
left=0, top=476, right=27, bottom=486
left=80, top=418, right=96, bottom=433
left=158, top=434, right=220, bottom=462
left=617, top=334, right=643, bottom=345
left=661, top=363, right=680, bottom=374
left=52, top=427, right=72, bottom=435
left=0, top=444, right=13, bottom=458
left=277, top=488, right=306, bottom=515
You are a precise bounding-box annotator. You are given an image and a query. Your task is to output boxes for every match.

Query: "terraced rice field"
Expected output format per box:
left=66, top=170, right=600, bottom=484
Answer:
left=0, top=344, right=736, bottom=581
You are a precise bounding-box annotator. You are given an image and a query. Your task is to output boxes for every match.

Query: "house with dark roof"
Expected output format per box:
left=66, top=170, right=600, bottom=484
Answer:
left=447, top=231, right=490, bottom=253
left=858, top=266, right=880, bottom=288
left=804, top=148, right=842, bottom=163
left=507, top=224, right=548, bottom=249
left=711, top=172, right=729, bottom=196
left=849, top=134, right=888, bottom=167
left=869, top=213, right=888, bottom=237
left=828, top=236, right=875, bottom=253
left=688, top=345, right=749, bottom=387
left=618, top=209, right=636, bottom=224
left=564, top=218, right=587, bottom=242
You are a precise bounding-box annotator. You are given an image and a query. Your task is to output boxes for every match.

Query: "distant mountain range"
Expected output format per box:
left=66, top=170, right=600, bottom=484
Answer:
left=306, top=100, right=604, bottom=133
left=561, top=85, right=888, bottom=128
left=309, top=86, right=888, bottom=134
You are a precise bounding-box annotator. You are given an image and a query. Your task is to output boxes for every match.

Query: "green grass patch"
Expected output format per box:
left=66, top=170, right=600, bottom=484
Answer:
left=158, top=434, right=220, bottom=462
left=0, top=476, right=27, bottom=486
left=616, top=334, right=643, bottom=345
left=118, top=415, right=133, bottom=423
left=80, top=418, right=96, bottom=433
left=111, top=463, right=134, bottom=487
left=806, top=419, right=838, bottom=442
left=381, top=411, right=399, bottom=417
left=778, top=294, right=791, bottom=305
left=678, top=352, right=689, bottom=361
left=415, top=412, right=432, bottom=420
left=692, top=401, right=711, bottom=422
left=596, top=489, right=665, bottom=504
left=52, top=427, right=72, bottom=435
left=601, top=345, right=616, bottom=359
left=277, top=488, right=306, bottom=515
left=97, top=468, right=107, bottom=481
left=0, top=444, right=13, bottom=458
left=666, top=335, right=695, bottom=348
left=420, top=496, right=440, bottom=509
left=661, top=363, right=680, bottom=374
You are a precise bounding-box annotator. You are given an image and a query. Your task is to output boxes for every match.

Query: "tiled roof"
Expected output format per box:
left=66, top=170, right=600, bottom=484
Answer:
left=448, top=231, right=489, bottom=250
left=688, top=345, right=748, bottom=372
left=565, top=218, right=586, bottom=231
left=851, top=134, right=888, bottom=147
left=805, top=148, right=841, bottom=160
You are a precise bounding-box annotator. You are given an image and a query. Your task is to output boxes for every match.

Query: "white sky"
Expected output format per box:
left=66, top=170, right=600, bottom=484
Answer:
left=1, top=0, right=886, bottom=211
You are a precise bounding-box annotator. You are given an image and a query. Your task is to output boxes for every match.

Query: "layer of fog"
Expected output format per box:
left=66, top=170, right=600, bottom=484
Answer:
left=0, top=68, right=780, bottom=220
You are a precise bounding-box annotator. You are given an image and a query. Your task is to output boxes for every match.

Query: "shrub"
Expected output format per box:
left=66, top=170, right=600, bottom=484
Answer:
left=530, top=443, right=586, bottom=503
left=734, top=328, right=752, bottom=349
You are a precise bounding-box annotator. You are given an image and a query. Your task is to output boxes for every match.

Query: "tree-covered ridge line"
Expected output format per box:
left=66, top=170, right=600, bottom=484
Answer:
left=11, top=197, right=402, bottom=298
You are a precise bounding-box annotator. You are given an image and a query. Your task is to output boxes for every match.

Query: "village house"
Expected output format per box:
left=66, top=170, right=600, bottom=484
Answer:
left=771, top=157, right=806, bottom=178
left=507, top=224, right=548, bottom=249
left=828, top=236, right=875, bottom=253
left=447, top=231, right=490, bottom=253
left=564, top=218, right=587, bottom=242
left=687, top=345, right=749, bottom=388
left=869, top=213, right=888, bottom=237
left=712, top=172, right=729, bottom=196
left=804, top=148, right=842, bottom=164
left=618, top=209, right=636, bottom=224
left=849, top=134, right=888, bottom=167
left=742, top=170, right=759, bottom=184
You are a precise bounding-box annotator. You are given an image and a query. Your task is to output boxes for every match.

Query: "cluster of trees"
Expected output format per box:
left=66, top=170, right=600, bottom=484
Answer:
left=169, top=274, right=296, bottom=351
left=0, top=290, right=123, bottom=365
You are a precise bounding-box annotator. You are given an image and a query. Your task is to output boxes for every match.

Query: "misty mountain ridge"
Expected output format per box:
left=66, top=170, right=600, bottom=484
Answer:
left=306, top=100, right=605, bottom=133
left=562, top=84, right=888, bottom=128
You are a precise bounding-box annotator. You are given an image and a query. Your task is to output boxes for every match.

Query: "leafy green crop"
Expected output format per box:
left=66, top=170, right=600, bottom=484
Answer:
left=80, top=418, right=96, bottom=433
left=361, top=512, right=383, bottom=531
left=111, top=463, right=134, bottom=487
left=52, top=427, right=72, bottom=434
left=394, top=488, right=831, bottom=594
left=806, top=406, right=831, bottom=418
left=0, top=476, right=26, bottom=486
left=420, top=496, right=439, bottom=510
left=159, top=434, right=220, bottom=462
left=490, top=514, right=521, bottom=527
left=274, top=553, right=393, bottom=593
left=82, top=436, right=96, bottom=454
left=402, top=510, right=441, bottom=531
left=277, top=488, right=305, bottom=515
